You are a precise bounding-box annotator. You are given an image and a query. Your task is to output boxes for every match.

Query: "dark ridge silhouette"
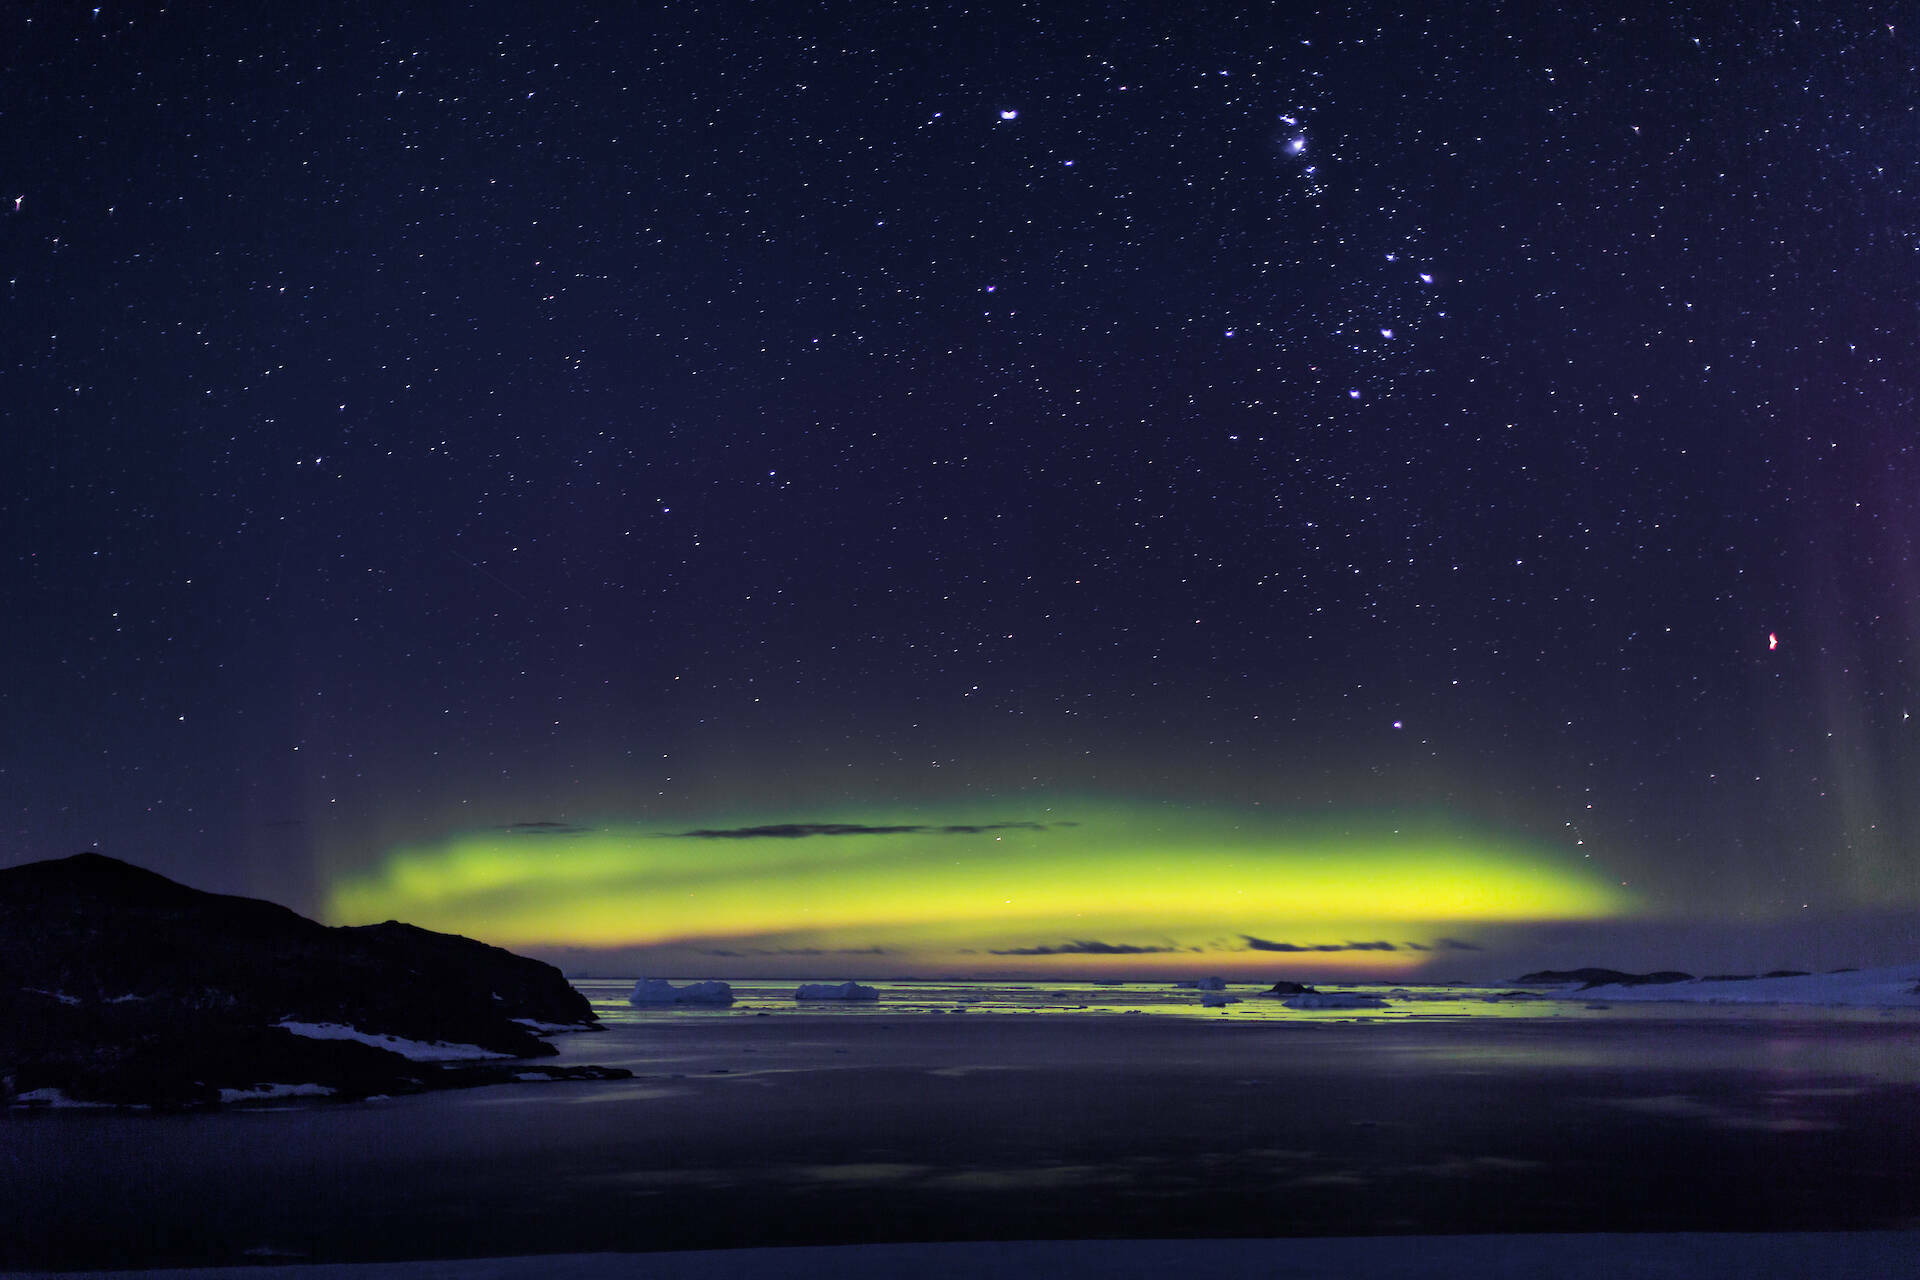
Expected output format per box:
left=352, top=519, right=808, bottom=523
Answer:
left=1, top=852, right=628, bottom=1109
left=1515, top=968, right=1695, bottom=989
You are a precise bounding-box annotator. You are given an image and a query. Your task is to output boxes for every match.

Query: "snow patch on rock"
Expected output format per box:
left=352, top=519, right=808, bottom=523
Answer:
left=511, top=1016, right=594, bottom=1032
left=275, top=1021, right=514, bottom=1061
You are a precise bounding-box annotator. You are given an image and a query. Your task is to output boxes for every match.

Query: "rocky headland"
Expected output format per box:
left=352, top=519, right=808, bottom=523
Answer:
left=1514, top=967, right=1695, bottom=989
left=0, top=852, right=630, bottom=1109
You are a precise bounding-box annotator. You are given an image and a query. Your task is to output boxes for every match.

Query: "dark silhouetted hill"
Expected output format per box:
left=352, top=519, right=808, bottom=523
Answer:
left=1515, top=967, right=1695, bottom=989
left=0, top=852, right=625, bottom=1108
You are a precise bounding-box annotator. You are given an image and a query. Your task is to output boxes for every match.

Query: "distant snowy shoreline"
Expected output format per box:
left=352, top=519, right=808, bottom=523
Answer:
left=1545, top=963, right=1920, bottom=1007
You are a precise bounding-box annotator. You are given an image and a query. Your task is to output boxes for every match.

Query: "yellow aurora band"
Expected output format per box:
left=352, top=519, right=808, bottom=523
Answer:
left=325, top=801, right=1634, bottom=976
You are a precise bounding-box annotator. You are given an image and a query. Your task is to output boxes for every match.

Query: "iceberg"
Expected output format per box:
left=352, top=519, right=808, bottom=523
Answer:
left=794, top=981, right=880, bottom=1001
left=1200, top=991, right=1241, bottom=1007
left=1175, top=976, right=1229, bottom=990
left=628, top=979, right=735, bottom=1006
left=1283, top=992, right=1392, bottom=1010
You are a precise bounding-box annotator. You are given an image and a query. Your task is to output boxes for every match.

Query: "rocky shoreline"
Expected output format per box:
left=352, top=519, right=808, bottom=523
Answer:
left=1, top=852, right=632, bottom=1109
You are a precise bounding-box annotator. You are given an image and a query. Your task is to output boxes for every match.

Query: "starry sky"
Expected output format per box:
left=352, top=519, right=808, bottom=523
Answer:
left=5, top=3, right=1917, bottom=980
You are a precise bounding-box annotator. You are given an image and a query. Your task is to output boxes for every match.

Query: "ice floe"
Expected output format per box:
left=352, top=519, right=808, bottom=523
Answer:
left=795, top=981, right=880, bottom=1001
left=218, top=1082, right=338, bottom=1104
left=11, top=1087, right=117, bottom=1108
left=1283, top=992, right=1392, bottom=1010
left=628, top=979, right=736, bottom=1006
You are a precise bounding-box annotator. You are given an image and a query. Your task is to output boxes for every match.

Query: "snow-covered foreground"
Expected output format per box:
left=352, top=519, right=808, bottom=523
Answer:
left=12, top=1232, right=1918, bottom=1280
left=1567, top=963, right=1920, bottom=1007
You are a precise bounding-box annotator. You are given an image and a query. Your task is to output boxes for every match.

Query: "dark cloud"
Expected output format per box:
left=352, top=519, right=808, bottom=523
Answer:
left=1241, top=935, right=1397, bottom=953
left=697, top=946, right=887, bottom=957
left=988, top=939, right=1179, bottom=956
left=1402, top=941, right=1432, bottom=952
left=1436, top=937, right=1484, bottom=951
left=498, top=820, right=595, bottom=836
left=672, top=821, right=1053, bottom=840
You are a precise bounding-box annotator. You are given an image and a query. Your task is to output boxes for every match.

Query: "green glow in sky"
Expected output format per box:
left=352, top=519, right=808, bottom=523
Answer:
left=326, top=800, right=1634, bottom=975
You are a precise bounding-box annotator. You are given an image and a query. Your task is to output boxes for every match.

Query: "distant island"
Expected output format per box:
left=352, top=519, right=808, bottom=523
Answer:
left=1515, top=968, right=1696, bottom=989
left=0, top=852, right=631, bottom=1109
left=1514, top=965, right=1920, bottom=1006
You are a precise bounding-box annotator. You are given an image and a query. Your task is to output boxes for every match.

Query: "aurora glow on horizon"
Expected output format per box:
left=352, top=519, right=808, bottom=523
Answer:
left=326, top=801, right=1636, bottom=978
left=9, top=7, right=1920, bottom=983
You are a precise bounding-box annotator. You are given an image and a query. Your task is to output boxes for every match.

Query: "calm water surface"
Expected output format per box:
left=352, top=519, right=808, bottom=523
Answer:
left=8, top=980, right=1920, bottom=1269
left=581, top=976, right=1920, bottom=1026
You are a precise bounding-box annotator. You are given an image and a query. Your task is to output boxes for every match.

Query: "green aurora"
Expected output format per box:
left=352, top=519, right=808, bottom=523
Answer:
left=326, top=801, right=1636, bottom=977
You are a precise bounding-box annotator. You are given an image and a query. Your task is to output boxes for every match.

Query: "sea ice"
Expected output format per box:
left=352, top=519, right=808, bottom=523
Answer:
left=1200, top=992, right=1241, bottom=1007
left=10, top=1087, right=116, bottom=1108
left=1283, top=992, right=1392, bottom=1010
left=628, top=979, right=736, bottom=1006
left=794, top=981, right=880, bottom=1001
left=218, top=1082, right=337, bottom=1104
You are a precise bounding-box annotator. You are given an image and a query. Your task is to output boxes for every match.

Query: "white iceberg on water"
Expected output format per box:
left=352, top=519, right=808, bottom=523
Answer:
left=1175, top=976, right=1229, bottom=991
left=628, top=979, right=735, bottom=1006
left=794, top=981, right=879, bottom=1001
left=1283, top=992, right=1391, bottom=1010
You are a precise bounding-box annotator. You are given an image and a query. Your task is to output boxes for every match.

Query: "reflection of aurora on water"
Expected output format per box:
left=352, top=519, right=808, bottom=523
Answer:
left=325, top=800, right=1633, bottom=977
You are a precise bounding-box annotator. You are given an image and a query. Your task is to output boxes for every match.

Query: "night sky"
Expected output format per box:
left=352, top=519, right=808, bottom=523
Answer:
left=6, top=3, right=1916, bottom=979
